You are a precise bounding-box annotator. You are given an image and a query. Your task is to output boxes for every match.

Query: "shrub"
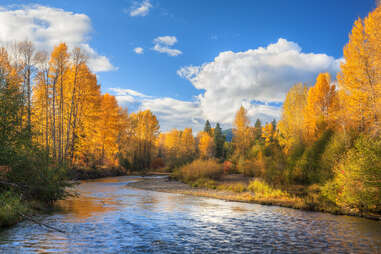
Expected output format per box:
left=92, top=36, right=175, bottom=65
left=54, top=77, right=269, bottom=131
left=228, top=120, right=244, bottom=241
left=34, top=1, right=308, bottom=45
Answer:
left=7, top=148, right=74, bottom=205
left=293, top=130, right=333, bottom=184
left=319, top=132, right=349, bottom=182
left=191, top=178, right=217, bottom=189
left=247, top=179, right=289, bottom=199
left=151, top=157, right=165, bottom=169
left=322, top=135, right=381, bottom=213
left=0, top=191, right=29, bottom=227
left=179, top=159, right=223, bottom=182
left=223, top=160, right=235, bottom=174
left=217, top=183, right=247, bottom=193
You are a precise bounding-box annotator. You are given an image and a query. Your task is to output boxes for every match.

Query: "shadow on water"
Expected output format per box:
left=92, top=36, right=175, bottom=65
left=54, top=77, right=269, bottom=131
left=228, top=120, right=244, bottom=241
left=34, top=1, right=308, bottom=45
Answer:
left=0, top=176, right=380, bottom=253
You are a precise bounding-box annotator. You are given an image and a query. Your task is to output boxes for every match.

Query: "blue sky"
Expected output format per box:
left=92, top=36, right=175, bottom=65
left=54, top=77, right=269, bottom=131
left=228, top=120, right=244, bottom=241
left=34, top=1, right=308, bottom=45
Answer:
left=0, top=0, right=376, bottom=131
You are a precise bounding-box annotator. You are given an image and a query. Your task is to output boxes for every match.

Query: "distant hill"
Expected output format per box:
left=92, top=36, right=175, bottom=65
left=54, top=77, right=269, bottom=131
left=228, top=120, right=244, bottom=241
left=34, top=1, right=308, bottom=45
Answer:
left=222, top=128, right=233, bottom=142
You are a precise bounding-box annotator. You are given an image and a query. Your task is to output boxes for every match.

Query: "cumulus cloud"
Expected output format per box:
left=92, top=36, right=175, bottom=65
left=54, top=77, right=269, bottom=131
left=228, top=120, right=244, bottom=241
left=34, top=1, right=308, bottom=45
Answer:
left=128, top=0, right=152, bottom=17
left=140, top=98, right=203, bottom=131
left=111, top=38, right=342, bottom=132
left=178, top=38, right=341, bottom=125
left=0, top=5, right=115, bottom=72
left=110, top=87, right=203, bottom=131
left=134, top=47, right=144, bottom=54
left=152, top=36, right=182, bottom=56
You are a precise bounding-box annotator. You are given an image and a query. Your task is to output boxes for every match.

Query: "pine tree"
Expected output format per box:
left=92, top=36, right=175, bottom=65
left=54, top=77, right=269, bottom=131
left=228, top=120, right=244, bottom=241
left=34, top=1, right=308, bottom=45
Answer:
left=204, top=120, right=212, bottom=136
left=214, top=123, right=225, bottom=158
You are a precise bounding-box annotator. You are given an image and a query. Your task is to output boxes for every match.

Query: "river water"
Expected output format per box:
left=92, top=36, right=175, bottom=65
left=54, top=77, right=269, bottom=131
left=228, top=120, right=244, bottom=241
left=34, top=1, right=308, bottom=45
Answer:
left=0, top=176, right=380, bottom=253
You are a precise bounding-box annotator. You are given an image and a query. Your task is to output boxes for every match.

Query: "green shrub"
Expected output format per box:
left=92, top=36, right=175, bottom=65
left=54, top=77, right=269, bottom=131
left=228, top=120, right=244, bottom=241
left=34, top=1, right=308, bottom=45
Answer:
left=7, top=148, right=74, bottom=205
left=178, top=159, right=223, bottom=182
left=0, top=191, right=29, bottom=227
left=293, top=130, right=333, bottom=184
left=321, top=135, right=381, bottom=213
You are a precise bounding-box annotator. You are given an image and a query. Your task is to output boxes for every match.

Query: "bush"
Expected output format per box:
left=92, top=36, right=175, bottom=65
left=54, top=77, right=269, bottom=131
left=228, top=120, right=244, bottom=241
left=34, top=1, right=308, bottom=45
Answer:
left=151, top=157, right=165, bottom=169
left=248, top=179, right=290, bottom=199
left=319, top=132, right=350, bottom=182
left=217, top=183, right=247, bottom=193
left=322, top=135, right=381, bottom=213
left=293, top=130, right=333, bottom=184
left=191, top=178, right=217, bottom=189
left=178, top=159, right=223, bottom=182
left=6, top=148, right=74, bottom=205
left=0, top=191, right=29, bottom=227
left=223, top=160, right=235, bottom=174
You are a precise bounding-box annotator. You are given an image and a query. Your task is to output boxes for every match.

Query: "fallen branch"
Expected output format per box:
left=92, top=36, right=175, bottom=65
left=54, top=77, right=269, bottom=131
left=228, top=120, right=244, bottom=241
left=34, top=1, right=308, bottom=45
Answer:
left=16, top=211, right=66, bottom=234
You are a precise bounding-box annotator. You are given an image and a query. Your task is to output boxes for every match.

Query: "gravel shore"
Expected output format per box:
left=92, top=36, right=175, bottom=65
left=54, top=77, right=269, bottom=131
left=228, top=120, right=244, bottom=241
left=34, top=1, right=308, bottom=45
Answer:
left=126, top=176, right=258, bottom=203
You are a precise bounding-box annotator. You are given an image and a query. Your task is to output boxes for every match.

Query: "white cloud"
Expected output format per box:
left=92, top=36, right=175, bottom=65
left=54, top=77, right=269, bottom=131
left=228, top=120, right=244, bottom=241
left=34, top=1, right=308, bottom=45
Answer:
left=154, top=36, right=177, bottom=46
left=152, top=35, right=182, bottom=56
left=178, top=38, right=341, bottom=125
left=0, top=5, right=115, bottom=72
left=140, top=97, right=203, bottom=131
left=111, top=38, right=342, bottom=132
left=110, top=88, right=151, bottom=104
left=128, top=0, right=152, bottom=17
left=134, top=47, right=144, bottom=54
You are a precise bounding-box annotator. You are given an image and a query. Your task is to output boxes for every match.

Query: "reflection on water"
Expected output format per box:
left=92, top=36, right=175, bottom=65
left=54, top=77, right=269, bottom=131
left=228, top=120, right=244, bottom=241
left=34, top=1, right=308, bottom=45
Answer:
left=0, top=176, right=380, bottom=253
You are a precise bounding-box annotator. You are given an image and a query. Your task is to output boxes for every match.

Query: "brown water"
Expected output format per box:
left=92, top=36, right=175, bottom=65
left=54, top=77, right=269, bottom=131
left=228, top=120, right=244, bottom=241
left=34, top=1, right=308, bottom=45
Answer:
left=0, top=176, right=380, bottom=253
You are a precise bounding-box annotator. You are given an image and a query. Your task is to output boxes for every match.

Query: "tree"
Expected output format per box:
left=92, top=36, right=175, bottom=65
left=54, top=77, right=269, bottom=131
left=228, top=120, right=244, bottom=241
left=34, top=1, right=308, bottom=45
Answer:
left=204, top=120, right=212, bottom=136
left=48, top=43, right=69, bottom=162
left=277, top=83, right=308, bottom=153
left=337, top=6, right=381, bottom=134
left=198, top=131, right=215, bottom=158
left=17, top=40, right=35, bottom=133
left=304, top=73, right=338, bottom=141
left=214, top=123, right=225, bottom=158
left=232, top=106, right=252, bottom=158
left=254, top=118, right=262, bottom=140
left=262, top=123, right=274, bottom=145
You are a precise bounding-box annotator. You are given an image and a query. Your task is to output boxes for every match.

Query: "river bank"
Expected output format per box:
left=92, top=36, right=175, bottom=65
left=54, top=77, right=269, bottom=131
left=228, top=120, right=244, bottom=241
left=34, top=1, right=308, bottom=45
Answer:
left=127, top=176, right=381, bottom=221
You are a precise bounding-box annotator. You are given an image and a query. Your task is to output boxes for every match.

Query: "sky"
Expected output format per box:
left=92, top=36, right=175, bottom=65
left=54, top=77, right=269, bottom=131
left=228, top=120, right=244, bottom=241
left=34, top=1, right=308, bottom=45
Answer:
left=0, top=0, right=377, bottom=131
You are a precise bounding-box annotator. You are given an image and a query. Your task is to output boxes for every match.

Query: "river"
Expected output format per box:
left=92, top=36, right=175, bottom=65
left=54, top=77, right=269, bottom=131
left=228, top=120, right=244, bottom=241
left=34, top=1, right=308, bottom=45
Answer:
left=0, top=176, right=380, bottom=253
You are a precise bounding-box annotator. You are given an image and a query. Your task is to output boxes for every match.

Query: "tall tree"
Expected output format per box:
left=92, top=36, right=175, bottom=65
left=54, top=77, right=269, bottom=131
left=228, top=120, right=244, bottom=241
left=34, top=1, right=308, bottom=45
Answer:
left=304, top=73, right=338, bottom=141
left=17, top=40, right=35, bottom=133
left=277, top=83, right=308, bottom=153
left=49, top=43, right=69, bottom=162
left=233, top=106, right=252, bottom=158
left=213, top=123, right=225, bottom=158
left=204, top=120, right=212, bottom=136
left=338, top=5, right=381, bottom=134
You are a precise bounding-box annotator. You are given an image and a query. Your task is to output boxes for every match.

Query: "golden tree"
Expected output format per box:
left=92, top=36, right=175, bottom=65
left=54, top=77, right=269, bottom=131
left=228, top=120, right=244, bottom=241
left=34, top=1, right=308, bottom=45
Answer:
left=277, top=83, right=308, bottom=153
left=338, top=6, right=381, bottom=134
left=304, top=73, right=338, bottom=141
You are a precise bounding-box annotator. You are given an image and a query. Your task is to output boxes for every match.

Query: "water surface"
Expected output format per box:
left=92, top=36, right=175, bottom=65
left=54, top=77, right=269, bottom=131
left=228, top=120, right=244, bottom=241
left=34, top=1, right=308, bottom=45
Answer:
left=0, top=176, right=380, bottom=253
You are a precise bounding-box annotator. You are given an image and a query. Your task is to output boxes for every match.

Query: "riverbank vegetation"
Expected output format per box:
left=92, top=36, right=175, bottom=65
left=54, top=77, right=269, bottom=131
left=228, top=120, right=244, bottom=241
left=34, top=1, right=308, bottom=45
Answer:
left=170, top=6, right=381, bottom=219
left=0, top=41, right=160, bottom=226
left=1, top=4, right=381, bottom=227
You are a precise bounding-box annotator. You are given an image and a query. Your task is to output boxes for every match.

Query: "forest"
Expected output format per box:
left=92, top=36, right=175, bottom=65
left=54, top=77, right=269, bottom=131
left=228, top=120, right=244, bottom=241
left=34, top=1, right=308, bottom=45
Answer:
left=0, top=4, right=380, bottom=226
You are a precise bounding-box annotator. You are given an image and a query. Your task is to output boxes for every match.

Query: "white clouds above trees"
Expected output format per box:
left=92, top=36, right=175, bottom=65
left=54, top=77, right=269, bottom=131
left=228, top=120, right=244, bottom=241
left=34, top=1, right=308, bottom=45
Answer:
left=0, top=5, right=115, bottom=72
left=177, top=38, right=341, bottom=125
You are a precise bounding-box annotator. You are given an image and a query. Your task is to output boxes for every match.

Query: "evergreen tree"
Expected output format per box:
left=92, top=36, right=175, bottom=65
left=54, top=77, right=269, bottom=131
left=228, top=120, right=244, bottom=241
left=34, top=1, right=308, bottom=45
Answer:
left=214, top=123, right=225, bottom=158
left=204, top=120, right=212, bottom=136
left=271, top=119, right=277, bottom=130
left=254, top=118, right=262, bottom=140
